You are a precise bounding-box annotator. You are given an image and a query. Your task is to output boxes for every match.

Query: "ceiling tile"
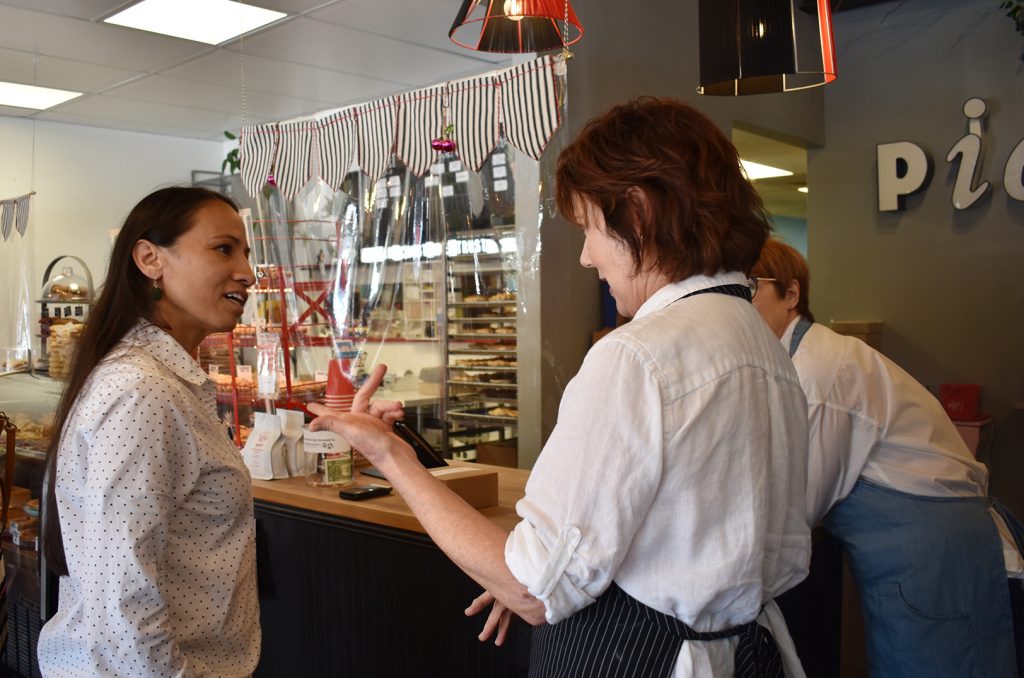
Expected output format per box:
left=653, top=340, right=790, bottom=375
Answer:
left=36, top=108, right=224, bottom=141
left=108, top=74, right=337, bottom=121
left=0, top=0, right=127, bottom=22
left=163, top=49, right=399, bottom=108
left=309, top=0, right=510, bottom=65
left=234, top=16, right=495, bottom=87
left=0, top=5, right=210, bottom=71
left=0, top=47, right=142, bottom=93
left=0, top=102, right=37, bottom=118
left=246, top=0, right=342, bottom=13
left=51, top=93, right=240, bottom=136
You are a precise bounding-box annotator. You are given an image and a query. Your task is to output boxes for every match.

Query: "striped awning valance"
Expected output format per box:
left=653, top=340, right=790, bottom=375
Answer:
left=239, top=54, right=565, bottom=201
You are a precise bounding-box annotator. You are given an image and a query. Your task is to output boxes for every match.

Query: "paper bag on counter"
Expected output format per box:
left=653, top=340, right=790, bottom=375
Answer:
left=242, top=411, right=289, bottom=480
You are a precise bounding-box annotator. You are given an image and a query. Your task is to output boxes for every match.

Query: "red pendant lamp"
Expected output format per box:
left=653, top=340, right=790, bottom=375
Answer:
left=449, top=0, right=583, bottom=53
left=697, top=0, right=837, bottom=95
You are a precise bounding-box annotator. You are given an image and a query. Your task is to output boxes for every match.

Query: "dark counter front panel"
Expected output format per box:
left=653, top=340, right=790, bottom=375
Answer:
left=254, top=500, right=530, bottom=678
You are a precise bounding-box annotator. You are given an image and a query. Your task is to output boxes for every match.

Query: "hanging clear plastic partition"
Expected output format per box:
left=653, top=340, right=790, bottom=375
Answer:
left=213, top=130, right=547, bottom=459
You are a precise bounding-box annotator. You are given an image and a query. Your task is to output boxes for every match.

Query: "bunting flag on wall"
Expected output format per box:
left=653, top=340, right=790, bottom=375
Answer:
left=15, top=194, right=30, bottom=236
left=238, top=55, right=564, bottom=200
left=357, top=96, right=400, bottom=184
left=240, top=122, right=279, bottom=199
left=396, top=84, right=446, bottom=177
left=0, top=193, right=32, bottom=242
left=499, top=56, right=561, bottom=161
left=449, top=73, right=500, bottom=172
left=317, top=108, right=357, bottom=191
left=276, top=120, right=315, bottom=201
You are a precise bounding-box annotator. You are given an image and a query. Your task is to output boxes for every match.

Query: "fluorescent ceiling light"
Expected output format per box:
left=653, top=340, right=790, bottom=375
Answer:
left=0, top=81, right=82, bottom=110
left=105, top=0, right=286, bottom=45
left=739, top=159, right=793, bottom=181
left=797, top=186, right=808, bottom=194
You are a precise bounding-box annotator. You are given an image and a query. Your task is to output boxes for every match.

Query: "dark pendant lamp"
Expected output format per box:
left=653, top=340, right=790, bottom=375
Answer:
left=449, top=0, right=583, bottom=53
left=698, top=0, right=837, bottom=95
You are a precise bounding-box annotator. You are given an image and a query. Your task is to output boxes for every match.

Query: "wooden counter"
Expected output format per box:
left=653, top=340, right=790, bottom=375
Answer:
left=250, top=462, right=532, bottom=678
left=251, top=460, right=530, bottom=534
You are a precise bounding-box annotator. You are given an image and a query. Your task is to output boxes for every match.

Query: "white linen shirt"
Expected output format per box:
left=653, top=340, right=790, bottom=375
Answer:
left=38, top=322, right=260, bottom=678
left=781, top=318, right=1022, bottom=573
left=505, top=272, right=812, bottom=678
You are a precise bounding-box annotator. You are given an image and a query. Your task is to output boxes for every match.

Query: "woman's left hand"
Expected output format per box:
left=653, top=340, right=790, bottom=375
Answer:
left=308, top=364, right=413, bottom=469
left=351, top=364, right=405, bottom=424
left=465, top=590, right=516, bottom=646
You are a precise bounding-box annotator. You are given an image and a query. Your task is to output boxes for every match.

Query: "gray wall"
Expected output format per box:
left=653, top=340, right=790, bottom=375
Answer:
left=530, top=0, right=826, bottom=456
left=809, top=0, right=1024, bottom=509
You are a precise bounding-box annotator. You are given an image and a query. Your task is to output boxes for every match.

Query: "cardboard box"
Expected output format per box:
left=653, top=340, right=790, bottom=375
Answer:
left=429, top=463, right=498, bottom=508
left=476, top=439, right=518, bottom=468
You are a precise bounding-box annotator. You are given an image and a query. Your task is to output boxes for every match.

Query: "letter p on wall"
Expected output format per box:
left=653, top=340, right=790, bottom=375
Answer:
left=877, top=141, right=930, bottom=212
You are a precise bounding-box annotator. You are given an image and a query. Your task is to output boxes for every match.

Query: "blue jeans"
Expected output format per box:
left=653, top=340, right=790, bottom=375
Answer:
left=823, top=479, right=1019, bottom=678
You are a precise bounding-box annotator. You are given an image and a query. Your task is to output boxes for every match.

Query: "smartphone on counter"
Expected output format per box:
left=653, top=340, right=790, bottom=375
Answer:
left=339, top=484, right=392, bottom=501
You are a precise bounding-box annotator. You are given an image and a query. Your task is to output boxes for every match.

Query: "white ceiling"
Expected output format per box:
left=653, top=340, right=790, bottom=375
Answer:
left=0, top=0, right=512, bottom=141
left=0, top=0, right=809, bottom=217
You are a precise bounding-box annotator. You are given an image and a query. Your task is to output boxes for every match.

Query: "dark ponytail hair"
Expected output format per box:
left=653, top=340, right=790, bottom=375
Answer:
left=43, top=186, right=238, bottom=576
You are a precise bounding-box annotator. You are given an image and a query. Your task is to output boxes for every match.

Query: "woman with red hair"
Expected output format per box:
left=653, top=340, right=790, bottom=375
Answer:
left=751, top=237, right=1024, bottom=677
left=312, top=98, right=812, bottom=677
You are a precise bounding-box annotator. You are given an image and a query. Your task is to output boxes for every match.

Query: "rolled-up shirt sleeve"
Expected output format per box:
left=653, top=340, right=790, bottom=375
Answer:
left=505, top=336, right=663, bottom=624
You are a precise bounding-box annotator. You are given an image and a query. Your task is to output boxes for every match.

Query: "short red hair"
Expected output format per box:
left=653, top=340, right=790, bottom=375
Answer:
left=556, top=97, right=772, bottom=280
left=752, top=238, right=815, bottom=323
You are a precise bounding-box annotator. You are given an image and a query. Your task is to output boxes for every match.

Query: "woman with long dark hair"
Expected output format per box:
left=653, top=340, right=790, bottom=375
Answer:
left=38, top=186, right=261, bottom=676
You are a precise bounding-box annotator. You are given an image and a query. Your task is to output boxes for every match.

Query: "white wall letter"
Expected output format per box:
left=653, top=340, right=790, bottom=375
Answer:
left=945, top=98, right=990, bottom=210
left=1004, top=137, right=1024, bottom=203
left=877, top=141, right=930, bottom=212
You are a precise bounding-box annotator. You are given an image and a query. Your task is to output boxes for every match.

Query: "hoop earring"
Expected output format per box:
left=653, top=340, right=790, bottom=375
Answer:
left=149, top=278, right=164, bottom=302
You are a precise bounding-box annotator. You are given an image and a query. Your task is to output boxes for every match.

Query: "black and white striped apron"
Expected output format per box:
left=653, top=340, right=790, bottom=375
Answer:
left=530, top=281, right=785, bottom=678
left=529, top=583, right=784, bottom=678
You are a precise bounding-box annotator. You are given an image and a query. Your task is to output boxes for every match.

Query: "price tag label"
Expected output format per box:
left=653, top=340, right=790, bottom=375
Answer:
left=442, top=185, right=455, bottom=198
left=303, top=429, right=352, bottom=454
left=493, top=165, right=508, bottom=179
left=315, top=370, right=328, bottom=382
left=388, top=186, right=402, bottom=198
left=237, top=364, right=253, bottom=378
left=494, top=179, right=508, bottom=192
left=387, top=175, right=401, bottom=187
left=492, top=153, right=506, bottom=166
left=448, top=160, right=463, bottom=173
left=425, top=176, right=439, bottom=187
left=374, top=179, right=387, bottom=194
left=208, top=364, right=220, bottom=376
left=455, top=171, right=470, bottom=184
left=430, top=162, right=445, bottom=175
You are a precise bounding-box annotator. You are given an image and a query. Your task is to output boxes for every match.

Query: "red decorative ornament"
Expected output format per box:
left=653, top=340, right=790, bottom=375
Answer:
left=431, top=124, right=457, bottom=154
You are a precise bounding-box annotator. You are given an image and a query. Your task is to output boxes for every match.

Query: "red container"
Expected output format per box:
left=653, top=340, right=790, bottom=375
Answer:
left=939, top=383, right=983, bottom=421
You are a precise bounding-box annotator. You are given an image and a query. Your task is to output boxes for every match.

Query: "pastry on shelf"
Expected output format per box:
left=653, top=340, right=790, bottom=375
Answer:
left=487, top=406, right=518, bottom=418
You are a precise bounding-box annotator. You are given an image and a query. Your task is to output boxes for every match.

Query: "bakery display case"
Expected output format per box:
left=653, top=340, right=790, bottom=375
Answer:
left=0, top=370, right=59, bottom=678
left=444, top=227, right=519, bottom=461
left=36, top=256, right=93, bottom=379
left=441, top=144, right=520, bottom=463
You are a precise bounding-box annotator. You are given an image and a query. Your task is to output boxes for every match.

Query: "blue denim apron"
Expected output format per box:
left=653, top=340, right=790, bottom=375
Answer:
left=824, top=480, right=1020, bottom=677
left=792, top=317, right=1022, bottom=677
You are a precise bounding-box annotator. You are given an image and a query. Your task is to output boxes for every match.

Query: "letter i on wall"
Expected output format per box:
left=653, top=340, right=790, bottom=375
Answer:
left=946, top=98, right=991, bottom=210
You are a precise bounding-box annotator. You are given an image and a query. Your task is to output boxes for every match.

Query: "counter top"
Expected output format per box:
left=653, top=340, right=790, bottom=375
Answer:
left=251, top=461, right=529, bottom=534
